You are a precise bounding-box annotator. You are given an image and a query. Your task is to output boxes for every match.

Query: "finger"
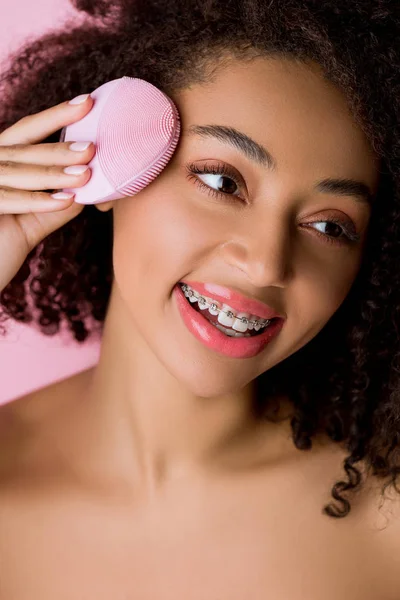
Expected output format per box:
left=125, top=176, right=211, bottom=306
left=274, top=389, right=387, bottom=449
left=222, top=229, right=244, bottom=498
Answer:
left=0, top=187, right=76, bottom=214
left=0, top=162, right=91, bottom=190
left=0, top=141, right=95, bottom=166
left=0, top=94, right=94, bottom=146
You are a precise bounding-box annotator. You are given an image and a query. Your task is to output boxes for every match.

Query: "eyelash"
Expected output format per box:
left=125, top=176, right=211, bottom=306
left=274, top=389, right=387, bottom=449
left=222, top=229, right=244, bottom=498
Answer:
left=185, top=161, right=361, bottom=247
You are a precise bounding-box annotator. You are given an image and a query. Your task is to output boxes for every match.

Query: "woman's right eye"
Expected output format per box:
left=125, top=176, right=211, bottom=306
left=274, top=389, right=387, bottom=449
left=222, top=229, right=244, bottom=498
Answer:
left=185, top=161, right=246, bottom=203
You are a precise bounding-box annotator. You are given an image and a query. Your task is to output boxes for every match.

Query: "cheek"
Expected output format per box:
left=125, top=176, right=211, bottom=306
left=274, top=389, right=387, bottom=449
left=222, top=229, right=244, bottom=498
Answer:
left=296, top=252, right=362, bottom=337
left=110, top=183, right=214, bottom=293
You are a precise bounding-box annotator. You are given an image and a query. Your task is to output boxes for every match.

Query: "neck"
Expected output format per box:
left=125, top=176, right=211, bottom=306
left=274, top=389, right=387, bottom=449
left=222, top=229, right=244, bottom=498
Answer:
left=76, top=284, right=289, bottom=500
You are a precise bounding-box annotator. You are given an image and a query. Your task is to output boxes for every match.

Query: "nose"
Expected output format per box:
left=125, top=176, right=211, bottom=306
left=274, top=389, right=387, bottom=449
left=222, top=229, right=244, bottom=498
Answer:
left=220, top=216, right=292, bottom=288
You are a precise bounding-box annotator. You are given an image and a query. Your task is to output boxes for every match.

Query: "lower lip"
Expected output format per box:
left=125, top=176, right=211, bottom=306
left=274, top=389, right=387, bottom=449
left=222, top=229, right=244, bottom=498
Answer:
left=173, top=284, right=284, bottom=359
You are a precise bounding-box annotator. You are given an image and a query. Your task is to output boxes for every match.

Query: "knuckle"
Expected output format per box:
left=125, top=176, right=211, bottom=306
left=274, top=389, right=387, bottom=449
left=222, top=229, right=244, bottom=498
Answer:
left=5, top=144, right=23, bottom=159
left=49, top=142, right=60, bottom=155
left=44, top=164, right=56, bottom=176
left=0, top=160, right=15, bottom=175
left=0, top=187, right=8, bottom=202
left=29, top=190, right=40, bottom=202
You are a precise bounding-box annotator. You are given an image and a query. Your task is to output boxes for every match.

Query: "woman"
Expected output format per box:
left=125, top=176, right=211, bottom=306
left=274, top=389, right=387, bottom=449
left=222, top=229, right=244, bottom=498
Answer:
left=0, top=0, right=399, bottom=597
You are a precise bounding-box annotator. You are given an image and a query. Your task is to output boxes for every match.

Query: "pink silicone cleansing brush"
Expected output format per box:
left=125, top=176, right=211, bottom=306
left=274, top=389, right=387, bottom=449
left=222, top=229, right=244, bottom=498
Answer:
left=59, top=77, right=181, bottom=204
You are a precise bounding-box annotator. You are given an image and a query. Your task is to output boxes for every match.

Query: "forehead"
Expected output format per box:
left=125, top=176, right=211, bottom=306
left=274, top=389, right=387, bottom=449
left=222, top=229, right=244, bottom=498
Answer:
left=172, top=56, right=380, bottom=194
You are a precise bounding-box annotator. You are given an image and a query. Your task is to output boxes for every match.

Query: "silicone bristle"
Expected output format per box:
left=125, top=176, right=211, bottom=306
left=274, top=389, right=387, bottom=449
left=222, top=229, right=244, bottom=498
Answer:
left=97, top=78, right=180, bottom=196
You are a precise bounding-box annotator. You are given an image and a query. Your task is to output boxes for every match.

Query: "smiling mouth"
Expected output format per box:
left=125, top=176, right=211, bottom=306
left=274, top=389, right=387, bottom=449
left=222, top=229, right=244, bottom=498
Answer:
left=180, top=286, right=276, bottom=337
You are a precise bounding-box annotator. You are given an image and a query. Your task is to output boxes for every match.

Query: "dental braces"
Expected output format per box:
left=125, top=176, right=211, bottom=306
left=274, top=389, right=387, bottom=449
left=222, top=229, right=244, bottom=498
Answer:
left=180, top=283, right=271, bottom=328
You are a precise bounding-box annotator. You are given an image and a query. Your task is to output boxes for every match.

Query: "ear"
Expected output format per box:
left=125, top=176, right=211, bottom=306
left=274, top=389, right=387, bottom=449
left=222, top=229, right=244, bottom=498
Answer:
left=94, top=200, right=115, bottom=212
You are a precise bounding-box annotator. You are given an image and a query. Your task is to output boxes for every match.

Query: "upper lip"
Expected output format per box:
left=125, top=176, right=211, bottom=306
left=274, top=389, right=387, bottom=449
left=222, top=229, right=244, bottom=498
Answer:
left=181, top=281, right=285, bottom=321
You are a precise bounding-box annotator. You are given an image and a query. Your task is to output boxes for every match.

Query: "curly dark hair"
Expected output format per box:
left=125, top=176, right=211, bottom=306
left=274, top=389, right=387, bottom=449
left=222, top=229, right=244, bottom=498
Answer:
left=0, top=0, right=399, bottom=520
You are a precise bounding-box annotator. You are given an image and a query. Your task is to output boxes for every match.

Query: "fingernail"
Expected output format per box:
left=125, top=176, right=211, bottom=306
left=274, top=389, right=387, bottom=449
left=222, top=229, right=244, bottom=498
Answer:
left=69, top=142, right=91, bottom=152
left=64, top=165, right=89, bottom=175
left=69, top=94, right=90, bottom=105
left=51, top=192, right=74, bottom=200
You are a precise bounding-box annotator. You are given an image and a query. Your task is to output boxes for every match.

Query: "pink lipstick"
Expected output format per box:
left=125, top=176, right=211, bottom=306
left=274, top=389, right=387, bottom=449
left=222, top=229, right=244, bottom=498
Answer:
left=173, top=283, right=285, bottom=359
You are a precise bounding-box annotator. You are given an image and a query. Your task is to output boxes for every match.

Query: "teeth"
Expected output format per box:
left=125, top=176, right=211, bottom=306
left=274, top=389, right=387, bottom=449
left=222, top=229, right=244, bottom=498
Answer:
left=216, top=304, right=256, bottom=334
left=233, top=312, right=252, bottom=333
left=217, top=304, right=236, bottom=328
left=181, top=283, right=271, bottom=333
left=214, top=322, right=251, bottom=337
left=208, top=303, right=220, bottom=316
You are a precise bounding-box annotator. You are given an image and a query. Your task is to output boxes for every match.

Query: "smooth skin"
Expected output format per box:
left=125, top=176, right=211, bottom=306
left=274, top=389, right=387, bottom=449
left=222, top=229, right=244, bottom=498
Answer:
left=1, top=56, right=400, bottom=599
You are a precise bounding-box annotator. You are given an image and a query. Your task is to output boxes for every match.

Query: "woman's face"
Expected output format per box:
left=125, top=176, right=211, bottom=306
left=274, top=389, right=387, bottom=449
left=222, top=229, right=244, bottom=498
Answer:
left=96, top=56, right=380, bottom=397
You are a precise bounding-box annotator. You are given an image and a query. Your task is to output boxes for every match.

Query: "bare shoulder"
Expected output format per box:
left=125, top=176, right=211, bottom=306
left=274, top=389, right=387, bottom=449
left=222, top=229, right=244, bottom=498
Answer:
left=0, top=368, right=94, bottom=479
left=0, top=367, right=93, bottom=427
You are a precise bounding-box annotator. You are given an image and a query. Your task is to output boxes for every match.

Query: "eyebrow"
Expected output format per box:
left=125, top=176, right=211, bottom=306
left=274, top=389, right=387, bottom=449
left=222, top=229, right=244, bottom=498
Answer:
left=187, top=124, right=374, bottom=206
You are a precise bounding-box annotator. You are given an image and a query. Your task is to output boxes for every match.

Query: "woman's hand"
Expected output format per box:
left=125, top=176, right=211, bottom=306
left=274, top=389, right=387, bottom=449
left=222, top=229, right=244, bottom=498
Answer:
left=0, top=94, right=95, bottom=292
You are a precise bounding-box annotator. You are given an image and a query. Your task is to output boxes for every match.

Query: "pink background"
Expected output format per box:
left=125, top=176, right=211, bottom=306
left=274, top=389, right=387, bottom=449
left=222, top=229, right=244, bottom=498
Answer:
left=0, top=0, right=101, bottom=405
